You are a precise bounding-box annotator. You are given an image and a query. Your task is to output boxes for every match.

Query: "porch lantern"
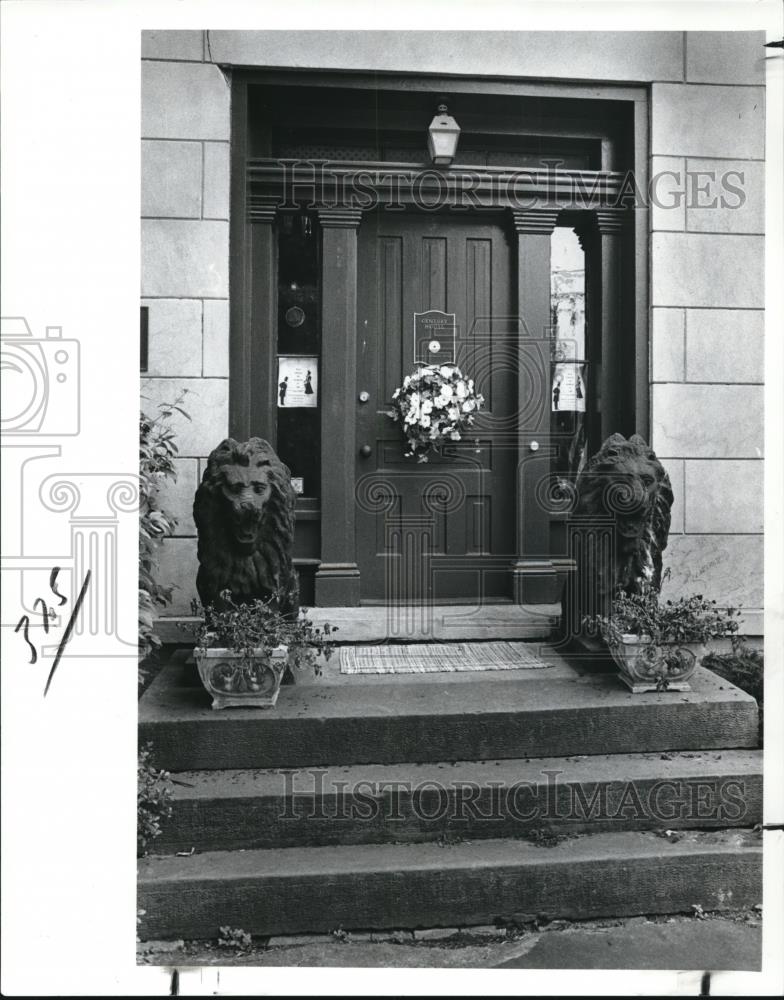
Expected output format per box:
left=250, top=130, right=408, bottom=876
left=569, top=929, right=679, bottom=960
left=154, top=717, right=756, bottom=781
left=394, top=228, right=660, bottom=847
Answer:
left=427, top=104, right=461, bottom=166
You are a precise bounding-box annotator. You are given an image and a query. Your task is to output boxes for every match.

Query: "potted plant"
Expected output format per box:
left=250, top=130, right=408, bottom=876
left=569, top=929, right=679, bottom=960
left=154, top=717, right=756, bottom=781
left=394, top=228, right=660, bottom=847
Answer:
left=585, top=582, right=742, bottom=693
left=190, top=590, right=336, bottom=710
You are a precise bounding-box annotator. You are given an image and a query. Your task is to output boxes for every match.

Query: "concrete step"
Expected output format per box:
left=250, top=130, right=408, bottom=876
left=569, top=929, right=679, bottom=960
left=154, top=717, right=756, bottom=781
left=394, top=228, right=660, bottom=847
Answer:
left=139, top=656, right=758, bottom=770
left=156, top=749, right=763, bottom=854
left=137, top=828, right=762, bottom=940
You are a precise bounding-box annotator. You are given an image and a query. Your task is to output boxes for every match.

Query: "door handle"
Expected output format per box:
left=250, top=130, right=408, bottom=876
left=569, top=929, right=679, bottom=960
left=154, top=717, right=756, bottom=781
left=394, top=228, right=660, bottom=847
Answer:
left=359, top=444, right=372, bottom=458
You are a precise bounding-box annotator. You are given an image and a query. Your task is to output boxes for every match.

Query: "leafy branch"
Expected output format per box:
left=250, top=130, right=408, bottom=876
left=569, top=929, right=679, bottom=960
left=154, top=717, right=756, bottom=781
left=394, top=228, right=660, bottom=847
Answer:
left=137, top=743, right=173, bottom=856
left=139, top=392, right=190, bottom=681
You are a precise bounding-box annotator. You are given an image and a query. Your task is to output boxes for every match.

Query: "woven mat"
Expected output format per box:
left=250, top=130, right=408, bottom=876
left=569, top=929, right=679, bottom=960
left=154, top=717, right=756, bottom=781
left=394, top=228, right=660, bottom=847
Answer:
left=339, top=641, right=551, bottom=675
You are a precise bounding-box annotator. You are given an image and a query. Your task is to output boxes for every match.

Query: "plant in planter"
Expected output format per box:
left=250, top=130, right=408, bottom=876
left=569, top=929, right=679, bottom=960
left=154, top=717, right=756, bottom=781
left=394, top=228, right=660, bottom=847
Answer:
left=190, top=590, right=336, bottom=709
left=585, top=581, right=742, bottom=693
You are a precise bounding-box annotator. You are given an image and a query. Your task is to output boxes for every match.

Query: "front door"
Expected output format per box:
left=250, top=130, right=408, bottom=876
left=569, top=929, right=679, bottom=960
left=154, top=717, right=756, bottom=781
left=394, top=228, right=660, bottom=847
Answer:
left=355, top=212, right=518, bottom=603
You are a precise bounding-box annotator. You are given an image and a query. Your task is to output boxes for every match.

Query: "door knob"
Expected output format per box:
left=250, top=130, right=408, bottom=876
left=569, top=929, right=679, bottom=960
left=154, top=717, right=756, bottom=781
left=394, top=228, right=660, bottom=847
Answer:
left=358, top=390, right=370, bottom=403
left=359, top=444, right=372, bottom=458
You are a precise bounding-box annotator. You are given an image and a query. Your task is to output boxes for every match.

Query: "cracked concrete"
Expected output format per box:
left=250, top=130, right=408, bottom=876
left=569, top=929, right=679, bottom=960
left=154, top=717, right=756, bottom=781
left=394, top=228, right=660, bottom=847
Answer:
left=137, top=909, right=761, bottom=970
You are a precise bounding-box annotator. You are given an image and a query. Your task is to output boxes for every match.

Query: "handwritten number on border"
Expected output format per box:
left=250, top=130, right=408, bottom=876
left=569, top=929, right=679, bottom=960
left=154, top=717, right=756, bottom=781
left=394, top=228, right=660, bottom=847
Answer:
left=13, top=568, right=92, bottom=695
left=44, top=570, right=91, bottom=696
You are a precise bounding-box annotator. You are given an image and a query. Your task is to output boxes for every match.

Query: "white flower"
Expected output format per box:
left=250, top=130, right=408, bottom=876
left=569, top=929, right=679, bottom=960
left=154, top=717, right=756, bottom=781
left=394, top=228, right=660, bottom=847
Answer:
left=391, top=362, right=483, bottom=460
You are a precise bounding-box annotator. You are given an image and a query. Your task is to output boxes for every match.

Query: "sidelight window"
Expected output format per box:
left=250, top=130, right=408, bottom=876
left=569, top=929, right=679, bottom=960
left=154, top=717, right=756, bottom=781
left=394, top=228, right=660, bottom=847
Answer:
left=550, top=226, right=588, bottom=479
left=275, top=211, right=321, bottom=499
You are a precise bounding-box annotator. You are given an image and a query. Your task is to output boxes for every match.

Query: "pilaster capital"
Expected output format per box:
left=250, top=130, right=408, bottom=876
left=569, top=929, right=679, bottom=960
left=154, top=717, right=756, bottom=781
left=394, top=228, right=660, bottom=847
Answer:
left=247, top=197, right=278, bottom=224
left=317, top=206, right=363, bottom=229
left=594, top=208, right=627, bottom=235
left=510, top=208, right=560, bottom=235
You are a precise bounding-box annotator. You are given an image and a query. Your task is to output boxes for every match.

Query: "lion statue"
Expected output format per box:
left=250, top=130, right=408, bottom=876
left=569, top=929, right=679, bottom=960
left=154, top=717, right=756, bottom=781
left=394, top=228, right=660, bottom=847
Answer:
left=560, top=433, right=673, bottom=640
left=193, top=437, right=299, bottom=617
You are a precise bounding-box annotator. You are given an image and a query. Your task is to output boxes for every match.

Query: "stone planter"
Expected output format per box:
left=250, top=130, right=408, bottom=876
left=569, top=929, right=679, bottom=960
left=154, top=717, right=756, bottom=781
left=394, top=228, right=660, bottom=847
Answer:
left=609, top=634, right=706, bottom=694
left=194, top=645, right=289, bottom=710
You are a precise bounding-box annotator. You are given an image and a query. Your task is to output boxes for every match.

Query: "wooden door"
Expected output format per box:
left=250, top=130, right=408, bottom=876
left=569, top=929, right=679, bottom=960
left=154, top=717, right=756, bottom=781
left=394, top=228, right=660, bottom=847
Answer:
left=355, top=212, right=518, bottom=603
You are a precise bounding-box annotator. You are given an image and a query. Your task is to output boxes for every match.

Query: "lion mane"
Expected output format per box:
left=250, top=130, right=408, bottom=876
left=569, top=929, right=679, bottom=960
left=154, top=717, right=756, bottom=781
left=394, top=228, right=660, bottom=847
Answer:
left=561, top=433, right=673, bottom=637
left=193, top=437, right=299, bottom=616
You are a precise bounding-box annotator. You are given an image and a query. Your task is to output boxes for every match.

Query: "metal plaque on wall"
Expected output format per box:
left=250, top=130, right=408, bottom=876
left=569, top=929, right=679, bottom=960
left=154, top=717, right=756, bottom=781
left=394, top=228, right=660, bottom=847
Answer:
left=414, top=310, right=456, bottom=365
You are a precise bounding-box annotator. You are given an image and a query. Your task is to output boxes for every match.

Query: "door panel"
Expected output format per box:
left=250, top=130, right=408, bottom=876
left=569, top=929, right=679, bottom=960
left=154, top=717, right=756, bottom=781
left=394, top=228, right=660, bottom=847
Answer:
left=421, top=237, right=447, bottom=310
left=356, top=212, right=518, bottom=603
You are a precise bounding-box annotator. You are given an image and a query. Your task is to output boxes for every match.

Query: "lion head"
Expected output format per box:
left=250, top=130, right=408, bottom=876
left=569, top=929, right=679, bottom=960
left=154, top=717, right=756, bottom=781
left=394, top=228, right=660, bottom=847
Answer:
left=193, top=437, right=299, bottom=615
left=561, top=433, right=673, bottom=639
left=575, top=433, right=673, bottom=593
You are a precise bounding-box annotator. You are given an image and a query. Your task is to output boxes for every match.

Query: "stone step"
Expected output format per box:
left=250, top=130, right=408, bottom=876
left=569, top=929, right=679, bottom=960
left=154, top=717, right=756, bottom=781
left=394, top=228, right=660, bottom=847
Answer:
left=139, top=657, right=758, bottom=770
left=155, top=749, right=762, bottom=854
left=137, top=828, right=762, bottom=940
left=154, top=603, right=561, bottom=645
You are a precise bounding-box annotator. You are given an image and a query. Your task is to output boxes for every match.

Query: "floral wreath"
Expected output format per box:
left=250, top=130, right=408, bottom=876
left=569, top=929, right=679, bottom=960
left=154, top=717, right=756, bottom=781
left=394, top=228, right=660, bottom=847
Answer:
left=390, top=362, right=484, bottom=462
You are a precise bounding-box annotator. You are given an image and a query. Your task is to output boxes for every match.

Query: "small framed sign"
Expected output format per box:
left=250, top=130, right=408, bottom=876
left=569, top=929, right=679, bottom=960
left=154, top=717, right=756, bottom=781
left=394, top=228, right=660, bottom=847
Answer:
left=552, top=361, right=587, bottom=412
left=277, top=355, right=318, bottom=408
left=290, top=477, right=304, bottom=495
left=414, top=310, right=456, bottom=365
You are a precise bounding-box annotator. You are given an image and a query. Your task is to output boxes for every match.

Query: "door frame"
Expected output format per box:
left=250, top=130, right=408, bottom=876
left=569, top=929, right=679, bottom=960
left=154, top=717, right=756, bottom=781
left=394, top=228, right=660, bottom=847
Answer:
left=228, top=70, right=650, bottom=606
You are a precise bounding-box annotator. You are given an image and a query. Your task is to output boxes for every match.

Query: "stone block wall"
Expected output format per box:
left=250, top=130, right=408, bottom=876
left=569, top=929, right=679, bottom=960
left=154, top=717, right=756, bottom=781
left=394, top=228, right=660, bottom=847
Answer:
left=141, top=30, right=766, bottom=629
left=649, top=33, right=765, bottom=630
left=141, top=31, right=231, bottom=613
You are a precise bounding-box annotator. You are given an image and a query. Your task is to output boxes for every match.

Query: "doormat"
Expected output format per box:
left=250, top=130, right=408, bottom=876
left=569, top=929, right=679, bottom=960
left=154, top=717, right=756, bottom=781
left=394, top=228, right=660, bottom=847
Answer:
left=339, top=641, right=552, bottom=675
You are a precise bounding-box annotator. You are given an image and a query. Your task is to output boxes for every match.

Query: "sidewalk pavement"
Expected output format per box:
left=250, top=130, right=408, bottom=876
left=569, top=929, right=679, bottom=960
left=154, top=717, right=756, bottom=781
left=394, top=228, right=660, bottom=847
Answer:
left=138, top=910, right=761, bottom=970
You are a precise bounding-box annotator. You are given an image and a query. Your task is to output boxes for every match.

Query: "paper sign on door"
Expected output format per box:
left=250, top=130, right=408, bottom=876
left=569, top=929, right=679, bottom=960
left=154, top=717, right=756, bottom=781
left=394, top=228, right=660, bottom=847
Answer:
left=552, top=362, right=586, bottom=412
left=277, top=356, right=318, bottom=408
